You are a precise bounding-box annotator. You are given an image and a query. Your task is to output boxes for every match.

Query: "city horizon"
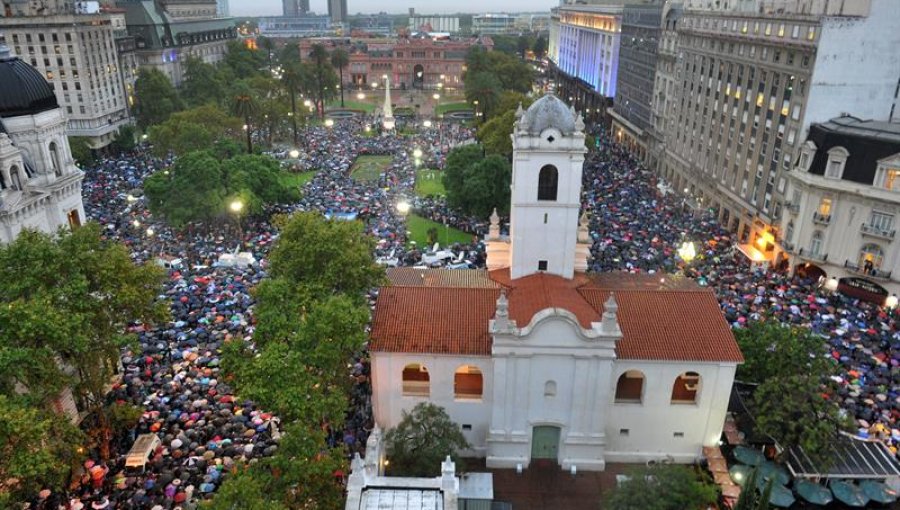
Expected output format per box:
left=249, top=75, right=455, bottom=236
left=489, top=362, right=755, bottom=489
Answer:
left=230, top=0, right=557, bottom=17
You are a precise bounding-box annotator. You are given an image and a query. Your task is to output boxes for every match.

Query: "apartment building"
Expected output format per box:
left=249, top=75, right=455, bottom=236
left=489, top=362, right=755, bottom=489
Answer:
left=0, top=3, right=131, bottom=148
left=655, top=0, right=900, bottom=267
left=646, top=3, right=682, bottom=174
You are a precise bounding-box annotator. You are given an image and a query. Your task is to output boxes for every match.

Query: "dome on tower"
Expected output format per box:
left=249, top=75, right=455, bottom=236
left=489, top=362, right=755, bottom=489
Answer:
left=517, top=94, right=579, bottom=136
left=0, top=44, right=59, bottom=118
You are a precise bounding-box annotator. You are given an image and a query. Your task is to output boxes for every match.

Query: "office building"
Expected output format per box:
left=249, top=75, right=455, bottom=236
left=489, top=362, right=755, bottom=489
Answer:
left=408, top=15, right=460, bottom=34
left=609, top=1, right=663, bottom=160
left=655, top=0, right=900, bottom=266
left=328, top=0, right=347, bottom=24
left=0, top=2, right=131, bottom=148
left=472, top=14, right=517, bottom=35
left=646, top=3, right=682, bottom=174
left=282, top=0, right=310, bottom=17
left=781, top=117, right=900, bottom=296
left=550, top=4, right=623, bottom=119
left=259, top=15, right=332, bottom=38
left=216, top=0, right=229, bottom=17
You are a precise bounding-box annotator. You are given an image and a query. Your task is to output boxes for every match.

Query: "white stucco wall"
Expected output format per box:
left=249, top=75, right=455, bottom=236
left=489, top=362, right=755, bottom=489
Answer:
left=802, top=0, right=900, bottom=136
left=371, top=352, right=493, bottom=456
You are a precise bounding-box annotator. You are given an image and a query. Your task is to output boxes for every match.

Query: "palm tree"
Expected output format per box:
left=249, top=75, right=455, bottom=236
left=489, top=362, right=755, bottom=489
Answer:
left=281, top=62, right=304, bottom=145
left=309, top=44, right=330, bottom=119
left=330, top=48, right=350, bottom=108
left=258, top=36, right=276, bottom=72
left=231, top=83, right=257, bottom=153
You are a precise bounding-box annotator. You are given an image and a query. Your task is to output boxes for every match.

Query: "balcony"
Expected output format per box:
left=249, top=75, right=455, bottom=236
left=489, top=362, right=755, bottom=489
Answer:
left=813, top=212, right=831, bottom=225
left=781, top=240, right=795, bottom=252
left=785, top=202, right=800, bottom=214
left=860, top=223, right=896, bottom=241
left=844, top=260, right=892, bottom=280
left=797, top=248, right=828, bottom=262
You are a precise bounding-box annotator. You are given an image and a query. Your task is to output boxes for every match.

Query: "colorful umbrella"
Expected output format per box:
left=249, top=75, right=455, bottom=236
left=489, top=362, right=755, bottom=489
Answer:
left=860, top=480, right=898, bottom=504
left=830, top=480, right=869, bottom=507
left=733, top=446, right=766, bottom=466
left=794, top=479, right=833, bottom=506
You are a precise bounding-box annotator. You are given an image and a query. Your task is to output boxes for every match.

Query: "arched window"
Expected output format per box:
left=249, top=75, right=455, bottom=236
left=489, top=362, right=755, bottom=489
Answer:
left=49, top=142, right=62, bottom=177
left=537, top=165, right=558, bottom=201
left=614, top=370, right=645, bottom=403
left=809, top=230, right=823, bottom=256
left=671, top=371, right=701, bottom=404
left=859, top=244, right=884, bottom=275
left=454, top=365, right=483, bottom=400
left=401, top=363, right=429, bottom=397
left=544, top=380, right=557, bottom=397
left=9, top=165, right=22, bottom=190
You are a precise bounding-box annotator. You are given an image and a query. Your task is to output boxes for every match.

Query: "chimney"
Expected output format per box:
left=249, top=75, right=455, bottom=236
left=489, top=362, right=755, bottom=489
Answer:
left=601, top=293, right=620, bottom=335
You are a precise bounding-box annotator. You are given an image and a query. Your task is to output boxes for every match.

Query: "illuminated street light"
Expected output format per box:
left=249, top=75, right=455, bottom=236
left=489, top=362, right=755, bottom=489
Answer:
left=423, top=120, right=432, bottom=128
left=677, top=241, right=697, bottom=264
left=357, top=92, right=365, bottom=100
left=413, top=148, right=423, bottom=159
left=303, top=99, right=312, bottom=107
left=289, top=149, right=300, bottom=159
left=325, top=118, right=335, bottom=127
left=396, top=200, right=411, bottom=215
left=365, top=124, right=372, bottom=132
left=146, top=227, right=155, bottom=237
left=433, top=93, right=440, bottom=100
left=132, top=219, right=141, bottom=228
left=230, top=200, right=244, bottom=213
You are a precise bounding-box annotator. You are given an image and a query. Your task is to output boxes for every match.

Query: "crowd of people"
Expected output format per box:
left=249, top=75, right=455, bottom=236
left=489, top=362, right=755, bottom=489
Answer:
left=24, top=111, right=898, bottom=508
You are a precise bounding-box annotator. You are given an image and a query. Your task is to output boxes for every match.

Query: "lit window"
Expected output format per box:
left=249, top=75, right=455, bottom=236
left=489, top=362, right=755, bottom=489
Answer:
left=401, top=364, right=430, bottom=397
left=671, top=372, right=701, bottom=404
left=454, top=365, right=483, bottom=400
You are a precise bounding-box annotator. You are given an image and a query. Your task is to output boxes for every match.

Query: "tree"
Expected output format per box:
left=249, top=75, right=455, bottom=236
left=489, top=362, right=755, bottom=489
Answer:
left=144, top=151, right=227, bottom=227
left=733, top=321, right=837, bottom=384
left=734, top=468, right=774, bottom=510
left=384, top=403, right=470, bottom=477
left=330, top=49, right=350, bottom=108
left=68, top=137, right=94, bottom=167
left=532, top=35, right=548, bottom=60
left=753, top=374, right=853, bottom=468
left=464, top=72, right=503, bottom=122
left=133, top=68, right=182, bottom=129
left=477, top=93, right=534, bottom=157
left=0, top=396, right=86, bottom=504
left=180, top=56, right=227, bottom=108
left=442, top=144, right=485, bottom=210
left=281, top=62, right=308, bottom=145
left=257, top=36, right=276, bottom=72
left=110, top=125, right=136, bottom=153
left=222, top=40, right=266, bottom=78
left=147, top=104, right=243, bottom=157
left=516, top=34, right=531, bottom=59
left=231, top=82, right=257, bottom=153
left=0, top=225, right=167, bottom=460
left=221, top=154, right=301, bottom=213
left=462, top=155, right=512, bottom=218
left=278, top=39, right=301, bottom=65
left=309, top=44, right=335, bottom=118
left=605, top=465, right=718, bottom=510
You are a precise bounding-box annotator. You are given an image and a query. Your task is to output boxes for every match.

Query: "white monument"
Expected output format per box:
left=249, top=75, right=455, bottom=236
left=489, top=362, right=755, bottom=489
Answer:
left=382, top=75, right=395, bottom=131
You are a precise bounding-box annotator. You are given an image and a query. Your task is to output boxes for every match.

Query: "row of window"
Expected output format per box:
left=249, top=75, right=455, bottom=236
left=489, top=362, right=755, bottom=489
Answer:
left=685, top=15, right=817, bottom=42
left=400, top=364, right=703, bottom=405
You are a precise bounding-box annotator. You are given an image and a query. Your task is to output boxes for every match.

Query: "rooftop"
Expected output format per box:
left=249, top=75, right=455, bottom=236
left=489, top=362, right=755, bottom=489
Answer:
left=518, top=94, right=579, bottom=136
left=0, top=45, right=59, bottom=118
left=370, top=269, right=743, bottom=363
left=817, top=116, right=900, bottom=145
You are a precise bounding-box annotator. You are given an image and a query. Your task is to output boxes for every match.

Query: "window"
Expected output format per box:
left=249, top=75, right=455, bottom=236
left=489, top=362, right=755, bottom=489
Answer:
left=537, top=165, right=558, bottom=201
left=614, top=370, right=645, bottom=403
left=825, top=146, right=848, bottom=179
left=538, top=260, right=548, bottom=271
left=859, top=244, right=884, bottom=275
left=49, top=141, right=62, bottom=177
left=401, top=363, right=430, bottom=396
left=619, top=429, right=630, bottom=436
left=454, top=365, right=483, bottom=400
left=817, top=197, right=832, bottom=216
left=671, top=372, right=701, bottom=404
left=809, top=231, right=823, bottom=256
left=785, top=221, right=794, bottom=242
left=874, top=162, right=900, bottom=191
left=868, top=211, right=894, bottom=233
left=544, top=380, right=557, bottom=397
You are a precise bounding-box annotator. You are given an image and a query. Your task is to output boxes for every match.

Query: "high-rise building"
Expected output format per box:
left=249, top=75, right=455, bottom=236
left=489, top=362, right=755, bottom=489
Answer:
left=653, top=0, right=900, bottom=266
left=119, top=0, right=236, bottom=86
left=550, top=4, right=623, bottom=119
left=472, top=14, right=517, bottom=35
left=609, top=1, right=664, bottom=161
left=216, top=0, right=230, bottom=17
left=0, top=1, right=131, bottom=147
left=282, top=0, right=310, bottom=17
left=646, top=3, right=683, bottom=174
left=328, top=0, right=347, bottom=24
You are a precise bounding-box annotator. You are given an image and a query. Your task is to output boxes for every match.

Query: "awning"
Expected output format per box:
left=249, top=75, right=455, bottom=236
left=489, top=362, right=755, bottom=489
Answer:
left=736, top=243, right=771, bottom=264
left=785, top=433, right=900, bottom=480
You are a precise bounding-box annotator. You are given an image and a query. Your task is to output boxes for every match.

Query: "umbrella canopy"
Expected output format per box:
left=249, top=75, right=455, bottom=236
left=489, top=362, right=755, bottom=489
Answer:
left=794, top=479, right=833, bottom=506
left=729, top=464, right=753, bottom=486
left=734, top=446, right=766, bottom=466
left=757, top=460, right=791, bottom=486
left=860, top=480, right=898, bottom=504
left=830, top=480, right=870, bottom=507
left=767, top=484, right=796, bottom=508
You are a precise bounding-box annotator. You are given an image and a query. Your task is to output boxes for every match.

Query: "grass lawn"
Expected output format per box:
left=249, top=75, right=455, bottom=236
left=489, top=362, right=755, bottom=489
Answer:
left=406, top=214, right=474, bottom=247
left=279, top=170, right=316, bottom=188
left=435, top=102, right=471, bottom=116
left=415, top=169, right=445, bottom=197
left=350, top=155, right=392, bottom=182
left=327, top=99, right=376, bottom=113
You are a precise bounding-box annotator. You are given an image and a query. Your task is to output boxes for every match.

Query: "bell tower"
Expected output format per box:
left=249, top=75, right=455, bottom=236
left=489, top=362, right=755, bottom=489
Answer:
left=505, top=94, right=588, bottom=280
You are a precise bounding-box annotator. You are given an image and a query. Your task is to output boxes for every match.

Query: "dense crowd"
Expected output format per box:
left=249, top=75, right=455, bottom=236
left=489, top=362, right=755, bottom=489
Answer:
left=25, top=113, right=898, bottom=509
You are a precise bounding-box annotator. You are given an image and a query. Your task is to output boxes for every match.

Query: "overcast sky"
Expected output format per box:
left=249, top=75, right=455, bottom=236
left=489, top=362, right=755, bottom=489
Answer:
left=230, top=0, right=557, bottom=17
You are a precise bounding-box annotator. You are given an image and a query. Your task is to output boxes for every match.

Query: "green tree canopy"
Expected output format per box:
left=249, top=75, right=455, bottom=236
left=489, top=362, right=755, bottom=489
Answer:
left=734, top=320, right=837, bottom=384
left=384, top=403, right=470, bottom=477
left=605, top=465, right=718, bottom=510
left=133, top=68, right=183, bottom=129
left=68, top=136, right=95, bottom=167
left=442, top=145, right=511, bottom=217
left=0, top=225, right=167, bottom=460
left=222, top=40, right=267, bottom=78
left=533, top=35, right=548, bottom=60
left=477, top=92, right=534, bottom=157
left=147, top=104, right=244, bottom=157
left=180, top=56, right=228, bottom=108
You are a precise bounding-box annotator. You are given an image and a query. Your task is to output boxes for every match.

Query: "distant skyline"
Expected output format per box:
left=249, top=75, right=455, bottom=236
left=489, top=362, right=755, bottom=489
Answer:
left=230, top=0, right=557, bottom=17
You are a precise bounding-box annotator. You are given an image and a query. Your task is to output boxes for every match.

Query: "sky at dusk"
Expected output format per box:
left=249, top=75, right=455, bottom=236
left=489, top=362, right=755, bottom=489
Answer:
left=229, top=0, right=558, bottom=17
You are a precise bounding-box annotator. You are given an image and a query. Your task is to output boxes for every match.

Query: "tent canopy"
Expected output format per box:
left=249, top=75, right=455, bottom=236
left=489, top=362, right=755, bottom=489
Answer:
left=786, top=433, right=900, bottom=480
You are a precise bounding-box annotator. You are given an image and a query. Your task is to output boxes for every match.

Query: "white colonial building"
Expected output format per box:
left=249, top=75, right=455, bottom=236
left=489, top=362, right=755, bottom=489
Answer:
left=781, top=115, right=900, bottom=300
left=0, top=44, right=85, bottom=245
left=370, top=95, right=743, bottom=471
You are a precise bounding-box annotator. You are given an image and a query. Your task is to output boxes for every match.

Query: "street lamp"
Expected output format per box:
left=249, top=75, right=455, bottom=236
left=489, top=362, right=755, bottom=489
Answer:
left=396, top=200, right=411, bottom=215
left=413, top=148, right=423, bottom=159
left=132, top=219, right=141, bottom=228
left=357, top=92, right=365, bottom=100
left=433, top=93, right=440, bottom=100
left=146, top=227, right=155, bottom=237
left=303, top=99, right=312, bottom=108
left=289, top=149, right=300, bottom=159
left=423, top=120, right=432, bottom=128
left=677, top=241, right=696, bottom=264
left=230, top=199, right=244, bottom=241
left=325, top=118, right=334, bottom=128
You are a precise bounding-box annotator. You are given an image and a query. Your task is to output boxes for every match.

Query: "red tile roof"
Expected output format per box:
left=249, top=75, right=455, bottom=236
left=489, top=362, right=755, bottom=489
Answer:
left=369, top=269, right=743, bottom=363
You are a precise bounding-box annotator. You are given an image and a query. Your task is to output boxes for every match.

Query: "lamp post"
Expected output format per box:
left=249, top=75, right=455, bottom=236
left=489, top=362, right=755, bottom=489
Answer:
left=677, top=240, right=696, bottom=275
left=396, top=200, right=411, bottom=216
left=289, top=149, right=300, bottom=159
left=230, top=199, right=244, bottom=243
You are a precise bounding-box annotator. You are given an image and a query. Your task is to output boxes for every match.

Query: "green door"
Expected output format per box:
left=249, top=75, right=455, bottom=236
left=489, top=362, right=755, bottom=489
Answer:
left=531, top=426, right=561, bottom=461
